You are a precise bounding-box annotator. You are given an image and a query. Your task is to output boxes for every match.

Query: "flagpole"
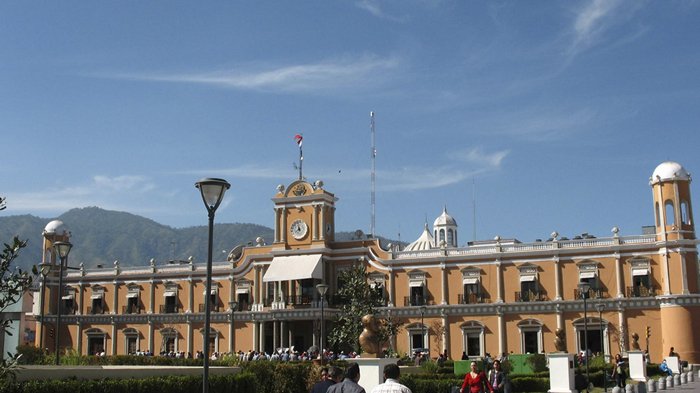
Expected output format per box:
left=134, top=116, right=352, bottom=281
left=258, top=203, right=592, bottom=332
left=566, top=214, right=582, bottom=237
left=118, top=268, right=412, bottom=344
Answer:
left=299, top=142, right=303, bottom=180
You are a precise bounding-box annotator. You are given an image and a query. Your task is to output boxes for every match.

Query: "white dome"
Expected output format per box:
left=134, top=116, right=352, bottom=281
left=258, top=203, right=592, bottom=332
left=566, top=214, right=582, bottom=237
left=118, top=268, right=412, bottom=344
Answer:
left=651, top=161, right=691, bottom=184
left=43, top=220, right=69, bottom=236
left=433, top=207, right=457, bottom=227
left=405, top=223, right=435, bottom=251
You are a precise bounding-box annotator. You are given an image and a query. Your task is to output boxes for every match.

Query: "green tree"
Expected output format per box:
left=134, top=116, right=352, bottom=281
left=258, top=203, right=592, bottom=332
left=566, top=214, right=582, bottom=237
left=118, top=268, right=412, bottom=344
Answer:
left=327, top=263, right=385, bottom=354
left=0, top=196, right=34, bottom=383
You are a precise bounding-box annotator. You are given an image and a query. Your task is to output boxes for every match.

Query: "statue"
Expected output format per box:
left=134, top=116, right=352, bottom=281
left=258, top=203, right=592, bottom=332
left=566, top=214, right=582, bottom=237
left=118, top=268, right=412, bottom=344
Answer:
left=554, top=328, right=567, bottom=352
left=359, top=314, right=382, bottom=358
left=631, top=332, right=640, bottom=350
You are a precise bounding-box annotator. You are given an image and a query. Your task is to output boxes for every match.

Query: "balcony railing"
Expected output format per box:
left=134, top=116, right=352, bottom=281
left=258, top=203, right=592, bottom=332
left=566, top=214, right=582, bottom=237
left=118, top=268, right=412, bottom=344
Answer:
left=403, top=295, right=434, bottom=307
left=458, top=293, right=487, bottom=304
left=198, top=304, right=220, bottom=312
left=159, top=304, right=179, bottom=313
left=87, top=305, right=106, bottom=315
left=626, top=285, right=656, bottom=298
left=515, top=290, right=547, bottom=302
left=285, top=295, right=313, bottom=306
left=122, top=305, right=141, bottom=314
left=573, top=288, right=605, bottom=300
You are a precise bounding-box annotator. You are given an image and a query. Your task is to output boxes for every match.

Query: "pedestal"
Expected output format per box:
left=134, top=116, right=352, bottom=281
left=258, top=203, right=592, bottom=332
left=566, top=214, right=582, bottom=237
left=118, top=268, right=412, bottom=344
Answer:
left=548, top=353, right=577, bottom=393
left=664, top=357, right=680, bottom=374
left=628, top=351, right=647, bottom=382
left=354, top=358, right=397, bottom=392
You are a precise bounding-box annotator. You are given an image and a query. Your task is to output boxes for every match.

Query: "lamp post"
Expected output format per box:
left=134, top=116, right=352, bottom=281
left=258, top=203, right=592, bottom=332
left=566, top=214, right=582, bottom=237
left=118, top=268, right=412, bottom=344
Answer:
left=420, top=305, right=427, bottom=353
left=595, top=302, right=606, bottom=392
left=53, top=241, right=73, bottom=365
left=38, top=261, right=51, bottom=352
left=195, top=177, right=230, bottom=393
left=578, top=282, right=591, bottom=393
left=229, top=300, right=238, bottom=354
left=316, top=283, right=328, bottom=360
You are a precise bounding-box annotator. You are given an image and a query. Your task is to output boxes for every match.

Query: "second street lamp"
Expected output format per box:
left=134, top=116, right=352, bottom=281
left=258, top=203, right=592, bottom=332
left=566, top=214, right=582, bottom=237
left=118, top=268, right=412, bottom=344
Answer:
left=420, top=305, right=427, bottom=355
left=38, top=261, right=52, bottom=352
left=229, top=300, right=238, bottom=353
left=316, top=283, right=329, bottom=360
left=195, top=177, right=230, bottom=393
left=53, top=241, right=73, bottom=365
left=578, top=282, right=591, bottom=393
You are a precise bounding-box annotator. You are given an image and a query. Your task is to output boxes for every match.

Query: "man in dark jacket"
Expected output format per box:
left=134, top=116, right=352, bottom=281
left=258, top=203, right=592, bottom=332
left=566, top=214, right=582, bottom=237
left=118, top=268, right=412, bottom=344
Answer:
left=327, top=363, right=365, bottom=393
left=311, top=366, right=343, bottom=393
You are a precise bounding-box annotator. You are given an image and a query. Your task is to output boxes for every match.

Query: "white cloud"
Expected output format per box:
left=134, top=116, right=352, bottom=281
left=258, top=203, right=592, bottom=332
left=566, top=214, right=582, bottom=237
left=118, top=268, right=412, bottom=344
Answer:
left=355, top=0, right=409, bottom=22
left=106, top=55, right=400, bottom=94
left=93, top=175, right=154, bottom=192
left=568, top=0, right=641, bottom=56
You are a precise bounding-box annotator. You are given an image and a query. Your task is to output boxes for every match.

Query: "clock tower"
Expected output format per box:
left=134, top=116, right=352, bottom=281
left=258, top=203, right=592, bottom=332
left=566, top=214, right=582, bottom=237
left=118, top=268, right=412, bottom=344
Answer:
left=272, top=179, right=337, bottom=249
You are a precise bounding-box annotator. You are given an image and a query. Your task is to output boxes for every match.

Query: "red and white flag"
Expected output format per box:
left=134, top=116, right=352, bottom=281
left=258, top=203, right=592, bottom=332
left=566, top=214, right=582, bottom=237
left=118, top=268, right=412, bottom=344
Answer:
left=294, top=134, right=303, bottom=147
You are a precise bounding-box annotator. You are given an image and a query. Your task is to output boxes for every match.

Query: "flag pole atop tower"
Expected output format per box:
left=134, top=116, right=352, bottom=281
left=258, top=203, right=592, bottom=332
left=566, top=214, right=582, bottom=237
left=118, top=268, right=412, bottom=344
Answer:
left=294, top=133, right=303, bottom=180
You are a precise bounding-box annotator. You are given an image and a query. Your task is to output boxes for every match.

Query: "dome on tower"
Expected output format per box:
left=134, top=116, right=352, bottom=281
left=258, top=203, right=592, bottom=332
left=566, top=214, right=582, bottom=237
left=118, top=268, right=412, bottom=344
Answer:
left=405, top=223, right=435, bottom=251
left=433, top=207, right=457, bottom=227
left=43, top=220, right=69, bottom=236
left=651, top=161, right=691, bottom=184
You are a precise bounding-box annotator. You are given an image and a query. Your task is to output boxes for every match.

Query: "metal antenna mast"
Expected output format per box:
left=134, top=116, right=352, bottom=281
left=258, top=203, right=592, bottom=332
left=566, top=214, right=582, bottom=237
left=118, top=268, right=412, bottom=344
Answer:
left=370, top=111, right=376, bottom=238
left=472, top=177, right=477, bottom=242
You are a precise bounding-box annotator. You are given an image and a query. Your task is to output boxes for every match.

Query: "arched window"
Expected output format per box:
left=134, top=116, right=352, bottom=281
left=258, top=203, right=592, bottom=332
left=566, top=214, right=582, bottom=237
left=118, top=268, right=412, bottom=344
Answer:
left=447, top=229, right=454, bottom=246
left=439, top=229, right=445, bottom=243
left=517, top=319, right=543, bottom=354
left=681, top=201, right=691, bottom=225
left=85, top=328, right=106, bottom=356
left=655, top=202, right=660, bottom=227
left=665, top=200, right=675, bottom=226
left=407, top=322, right=429, bottom=354
left=460, top=321, right=484, bottom=358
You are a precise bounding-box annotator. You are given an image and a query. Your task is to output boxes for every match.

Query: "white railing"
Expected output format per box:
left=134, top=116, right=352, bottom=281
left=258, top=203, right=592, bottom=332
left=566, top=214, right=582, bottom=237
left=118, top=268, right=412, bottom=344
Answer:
left=394, top=234, right=658, bottom=259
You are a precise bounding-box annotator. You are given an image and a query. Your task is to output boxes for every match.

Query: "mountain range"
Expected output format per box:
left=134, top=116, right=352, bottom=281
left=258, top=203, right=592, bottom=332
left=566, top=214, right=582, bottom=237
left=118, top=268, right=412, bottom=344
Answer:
left=0, top=207, right=398, bottom=273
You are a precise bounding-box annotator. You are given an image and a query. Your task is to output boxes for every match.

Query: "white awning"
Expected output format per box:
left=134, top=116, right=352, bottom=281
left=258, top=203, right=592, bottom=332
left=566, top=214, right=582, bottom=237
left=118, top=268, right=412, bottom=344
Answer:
left=236, top=287, right=250, bottom=294
left=62, top=294, right=74, bottom=300
left=520, top=275, right=537, bottom=282
left=632, top=269, right=649, bottom=277
left=463, top=277, right=480, bottom=285
left=579, top=271, right=596, bottom=279
left=262, top=254, right=323, bottom=282
left=163, top=290, right=177, bottom=297
left=203, top=289, right=217, bottom=295
left=409, top=279, right=425, bottom=287
left=126, top=292, right=139, bottom=298
left=90, top=293, right=103, bottom=299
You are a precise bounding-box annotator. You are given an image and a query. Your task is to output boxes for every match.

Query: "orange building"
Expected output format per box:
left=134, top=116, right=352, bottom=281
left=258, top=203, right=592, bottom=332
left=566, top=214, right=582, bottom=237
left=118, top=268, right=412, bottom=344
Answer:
left=34, top=161, right=700, bottom=365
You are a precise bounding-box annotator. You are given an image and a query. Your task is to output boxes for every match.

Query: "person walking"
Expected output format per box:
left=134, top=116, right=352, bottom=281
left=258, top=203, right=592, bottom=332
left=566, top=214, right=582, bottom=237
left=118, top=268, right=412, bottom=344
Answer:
left=610, top=354, right=626, bottom=388
left=460, top=361, right=493, bottom=393
left=488, top=360, right=507, bottom=393
left=328, top=363, right=365, bottom=393
left=370, top=364, right=411, bottom=393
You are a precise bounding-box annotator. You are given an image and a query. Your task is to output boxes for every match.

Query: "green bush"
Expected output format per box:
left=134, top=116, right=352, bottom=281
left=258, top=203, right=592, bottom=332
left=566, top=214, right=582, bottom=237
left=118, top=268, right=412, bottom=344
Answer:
left=510, top=376, right=549, bottom=392
left=15, top=345, right=48, bottom=365
left=525, top=354, right=547, bottom=373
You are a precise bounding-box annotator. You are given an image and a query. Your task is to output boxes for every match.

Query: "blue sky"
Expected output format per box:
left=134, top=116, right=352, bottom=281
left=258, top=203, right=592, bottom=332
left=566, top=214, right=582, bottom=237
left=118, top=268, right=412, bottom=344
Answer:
left=2, top=1, right=700, bottom=245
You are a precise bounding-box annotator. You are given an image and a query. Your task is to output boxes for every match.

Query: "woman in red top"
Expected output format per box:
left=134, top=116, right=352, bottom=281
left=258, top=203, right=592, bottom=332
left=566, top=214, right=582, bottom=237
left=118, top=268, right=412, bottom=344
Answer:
left=460, top=361, right=493, bottom=393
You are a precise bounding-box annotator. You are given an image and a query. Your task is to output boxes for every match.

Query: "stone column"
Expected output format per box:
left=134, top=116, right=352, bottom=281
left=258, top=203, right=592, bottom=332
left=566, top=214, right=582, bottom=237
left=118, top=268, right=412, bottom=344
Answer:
left=680, top=252, right=689, bottom=295
left=253, top=321, right=260, bottom=352
left=76, top=321, right=83, bottom=355
left=149, top=279, right=155, bottom=314
left=498, top=306, right=506, bottom=356
left=312, top=204, right=319, bottom=241
left=388, top=267, right=395, bottom=307
left=618, top=306, right=627, bottom=351
left=441, top=264, right=448, bottom=305
left=661, top=248, right=671, bottom=295
left=273, top=320, right=279, bottom=350
left=274, top=207, right=281, bottom=243
left=496, top=260, right=504, bottom=303
left=280, top=207, right=287, bottom=243
left=187, top=320, right=193, bottom=355
left=615, top=253, right=624, bottom=298
left=112, top=280, right=119, bottom=315
left=188, top=277, right=194, bottom=313
left=441, top=311, right=449, bottom=355
left=148, top=320, right=154, bottom=354
left=319, top=206, right=326, bottom=241
left=280, top=320, right=287, bottom=348
left=111, top=322, right=117, bottom=355
left=78, top=282, right=85, bottom=315
left=259, top=321, right=266, bottom=352
left=553, top=257, right=562, bottom=301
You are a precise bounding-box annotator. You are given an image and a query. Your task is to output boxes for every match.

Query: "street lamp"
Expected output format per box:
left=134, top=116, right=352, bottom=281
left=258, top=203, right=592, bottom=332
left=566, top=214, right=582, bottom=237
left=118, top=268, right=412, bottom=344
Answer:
left=195, top=177, right=230, bottom=393
left=578, top=282, right=591, bottom=393
left=229, top=300, right=238, bottom=354
left=420, top=305, right=427, bottom=354
left=53, top=241, right=73, bottom=365
left=38, top=261, right=52, bottom=351
left=316, top=283, right=329, bottom=360
left=595, top=302, right=606, bottom=392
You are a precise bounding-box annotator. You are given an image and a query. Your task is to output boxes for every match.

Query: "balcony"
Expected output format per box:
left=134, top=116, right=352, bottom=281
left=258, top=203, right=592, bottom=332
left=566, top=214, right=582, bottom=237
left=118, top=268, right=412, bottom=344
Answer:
left=515, top=290, right=547, bottom=302
left=626, top=285, right=656, bottom=298
left=285, top=295, right=313, bottom=306
left=573, top=288, right=606, bottom=300
left=198, top=304, right=220, bottom=312
left=458, top=293, right=487, bottom=304
left=60, top=303, right=76, bottom=315
left=122, top=305, right=141, bottom=314
left=403, top=295, right=434, bottom=307
left=159, top=304, right=179, bottom=313
left=87, top=305, right=106, bottom=315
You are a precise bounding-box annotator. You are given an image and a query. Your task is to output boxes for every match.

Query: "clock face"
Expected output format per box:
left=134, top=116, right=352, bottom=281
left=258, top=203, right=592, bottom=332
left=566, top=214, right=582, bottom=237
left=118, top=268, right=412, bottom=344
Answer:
left=290, top=219, right=308, bottom=240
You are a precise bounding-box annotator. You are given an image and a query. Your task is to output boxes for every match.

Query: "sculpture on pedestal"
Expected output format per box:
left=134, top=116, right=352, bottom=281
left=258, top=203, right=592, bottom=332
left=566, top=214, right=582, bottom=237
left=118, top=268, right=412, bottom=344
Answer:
left=631, top=333, right=640, bottom=350
left=554, top=328, right=567, bottom=352
left=359, top=314, right=382, bottom=358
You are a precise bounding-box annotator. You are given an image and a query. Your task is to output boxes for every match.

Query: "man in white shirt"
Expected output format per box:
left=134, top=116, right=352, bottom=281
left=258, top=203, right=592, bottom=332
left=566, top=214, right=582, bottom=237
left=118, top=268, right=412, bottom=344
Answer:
left=370, top=364, right=412, bottom=393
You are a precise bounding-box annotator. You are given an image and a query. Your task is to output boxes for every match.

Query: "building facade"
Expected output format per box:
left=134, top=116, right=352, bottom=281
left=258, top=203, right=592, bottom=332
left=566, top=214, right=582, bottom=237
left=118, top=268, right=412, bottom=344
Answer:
left=34, top=161, right=700, bottom=364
